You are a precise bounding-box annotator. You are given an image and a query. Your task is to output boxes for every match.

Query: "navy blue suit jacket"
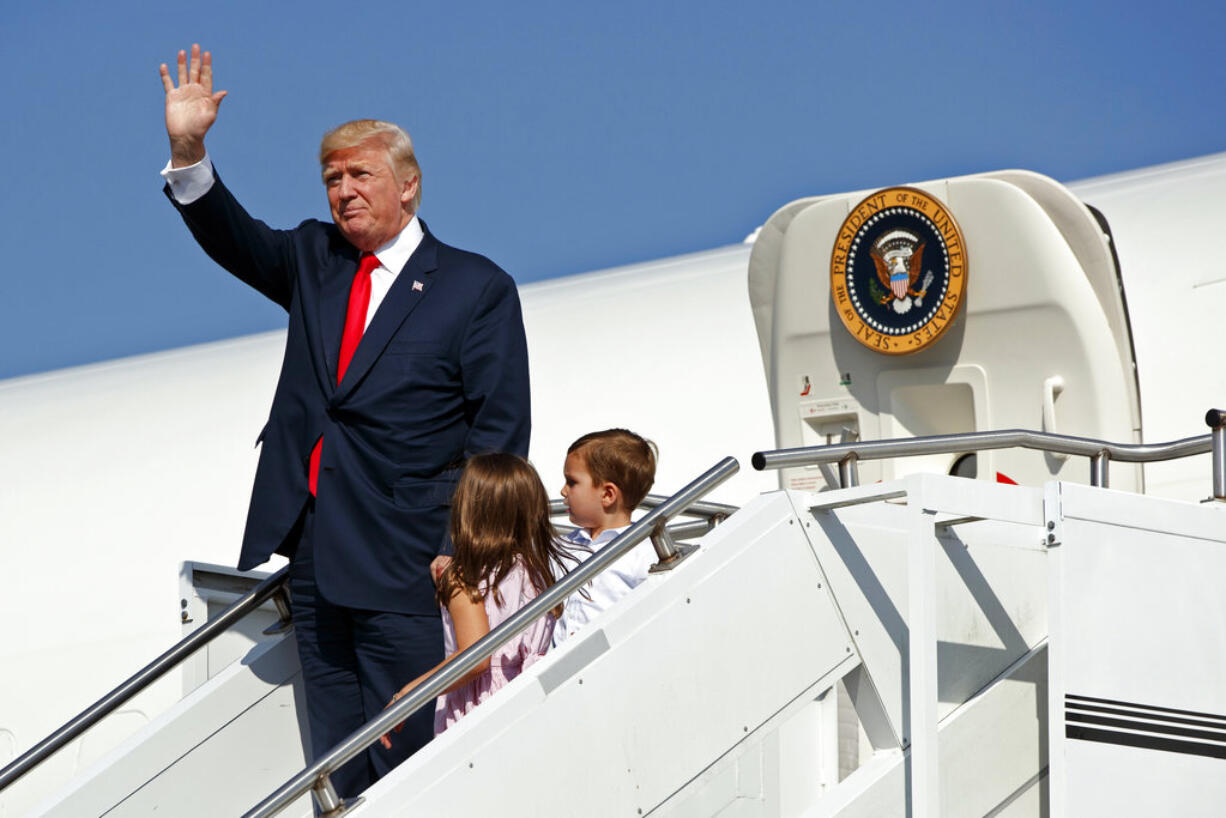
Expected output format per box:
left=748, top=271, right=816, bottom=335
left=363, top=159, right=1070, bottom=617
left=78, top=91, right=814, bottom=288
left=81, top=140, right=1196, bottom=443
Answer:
left=168, top=174, right=531, bottom=615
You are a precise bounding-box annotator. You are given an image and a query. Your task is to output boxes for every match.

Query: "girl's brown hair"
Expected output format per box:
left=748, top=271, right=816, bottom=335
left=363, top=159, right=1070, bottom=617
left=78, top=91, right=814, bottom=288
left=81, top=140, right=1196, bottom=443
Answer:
left=436, top=453, right=568, bottom=613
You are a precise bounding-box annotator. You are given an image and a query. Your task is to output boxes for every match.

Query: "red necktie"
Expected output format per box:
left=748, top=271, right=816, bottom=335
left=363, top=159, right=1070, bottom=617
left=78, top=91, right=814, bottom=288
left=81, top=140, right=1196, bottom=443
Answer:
left=309, top=252, right=380, bottom=496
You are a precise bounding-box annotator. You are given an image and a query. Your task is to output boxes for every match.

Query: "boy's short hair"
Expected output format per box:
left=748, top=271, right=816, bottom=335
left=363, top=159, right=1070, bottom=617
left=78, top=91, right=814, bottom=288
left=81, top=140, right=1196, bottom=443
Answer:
left=568, top=429, right=657, bottom=510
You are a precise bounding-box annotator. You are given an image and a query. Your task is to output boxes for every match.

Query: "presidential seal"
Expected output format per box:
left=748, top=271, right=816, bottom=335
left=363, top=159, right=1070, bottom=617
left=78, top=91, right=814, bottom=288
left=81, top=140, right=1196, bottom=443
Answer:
left=830, top=187, right=966, bottom=355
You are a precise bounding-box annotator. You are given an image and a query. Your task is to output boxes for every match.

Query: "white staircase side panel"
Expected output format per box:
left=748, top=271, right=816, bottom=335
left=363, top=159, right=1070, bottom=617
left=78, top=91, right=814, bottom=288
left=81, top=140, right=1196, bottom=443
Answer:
left=1062, top=741, right=1224, bottom=818
left=351, top=491, right=856, bottom=817
left=651, top=662, right=859, bottom=818
left=33, top=634, right=312, bottom=818
left=1048, top=483, right=1226, bottom=817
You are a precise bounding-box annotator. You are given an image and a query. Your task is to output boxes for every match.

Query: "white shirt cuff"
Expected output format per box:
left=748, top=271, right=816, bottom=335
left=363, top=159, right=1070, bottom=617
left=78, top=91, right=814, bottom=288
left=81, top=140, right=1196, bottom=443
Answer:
left=161, top=153, right=216, bottom=205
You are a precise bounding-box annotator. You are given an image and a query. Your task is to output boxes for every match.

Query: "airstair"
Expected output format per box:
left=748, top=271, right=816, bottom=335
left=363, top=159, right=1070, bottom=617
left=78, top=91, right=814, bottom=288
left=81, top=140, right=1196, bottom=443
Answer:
left=6, top=419, right=1226, bottom=817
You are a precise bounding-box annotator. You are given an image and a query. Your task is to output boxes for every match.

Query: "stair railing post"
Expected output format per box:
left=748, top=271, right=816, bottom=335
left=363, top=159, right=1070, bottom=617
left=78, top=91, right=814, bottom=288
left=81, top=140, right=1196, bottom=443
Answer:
left=313, top=773, right=363, bottom=816
left=1090, top=451, right=1110, bottom=488
left=838, top=453, right=859, bottom=489
left=1207, top=409, right=1226, bottom=500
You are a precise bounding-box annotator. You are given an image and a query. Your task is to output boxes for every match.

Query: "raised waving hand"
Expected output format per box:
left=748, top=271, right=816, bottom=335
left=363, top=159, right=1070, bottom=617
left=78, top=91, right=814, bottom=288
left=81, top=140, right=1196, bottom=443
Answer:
left=159, top=44, right=228, bottom=168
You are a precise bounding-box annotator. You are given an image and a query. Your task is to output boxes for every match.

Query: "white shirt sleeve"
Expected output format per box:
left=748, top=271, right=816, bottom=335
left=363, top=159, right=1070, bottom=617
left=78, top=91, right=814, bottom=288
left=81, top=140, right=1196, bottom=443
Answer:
left=160, top=153, right=216, bottom=205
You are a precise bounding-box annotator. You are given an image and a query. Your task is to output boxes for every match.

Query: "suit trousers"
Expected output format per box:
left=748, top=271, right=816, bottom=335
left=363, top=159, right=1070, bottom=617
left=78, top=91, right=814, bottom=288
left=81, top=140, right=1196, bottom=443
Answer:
left=289, top=503, right=444, bottom=800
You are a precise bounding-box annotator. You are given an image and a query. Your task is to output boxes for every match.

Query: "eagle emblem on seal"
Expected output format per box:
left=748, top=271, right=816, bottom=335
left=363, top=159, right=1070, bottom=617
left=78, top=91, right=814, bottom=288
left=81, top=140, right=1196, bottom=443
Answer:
left=869, top=230, right=935, bottom=314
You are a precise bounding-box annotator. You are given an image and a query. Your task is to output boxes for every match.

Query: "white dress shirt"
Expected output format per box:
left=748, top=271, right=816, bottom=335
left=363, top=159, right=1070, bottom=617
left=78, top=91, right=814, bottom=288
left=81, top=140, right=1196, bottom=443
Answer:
left=552, top=524, right=657, bottom=648
left=161, top=153, right=423, bottom=329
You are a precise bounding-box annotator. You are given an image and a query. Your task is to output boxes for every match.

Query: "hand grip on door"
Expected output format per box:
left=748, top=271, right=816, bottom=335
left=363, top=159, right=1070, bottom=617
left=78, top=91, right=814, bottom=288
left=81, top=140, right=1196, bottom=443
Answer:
left=1042, top=376, right=1068, bottom=463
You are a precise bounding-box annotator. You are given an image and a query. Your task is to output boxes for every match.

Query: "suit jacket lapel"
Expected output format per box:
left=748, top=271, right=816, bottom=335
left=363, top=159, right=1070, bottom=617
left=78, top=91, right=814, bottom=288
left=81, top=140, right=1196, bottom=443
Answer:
left=318, top=247, right=361, bottom=388
left=334, top=227, right=440, bottom=402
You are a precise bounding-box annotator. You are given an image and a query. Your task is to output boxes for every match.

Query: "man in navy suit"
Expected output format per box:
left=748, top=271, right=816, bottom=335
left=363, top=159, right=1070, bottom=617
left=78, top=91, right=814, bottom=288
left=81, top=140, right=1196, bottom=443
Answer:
left=159, top=45, right=530, bottom=799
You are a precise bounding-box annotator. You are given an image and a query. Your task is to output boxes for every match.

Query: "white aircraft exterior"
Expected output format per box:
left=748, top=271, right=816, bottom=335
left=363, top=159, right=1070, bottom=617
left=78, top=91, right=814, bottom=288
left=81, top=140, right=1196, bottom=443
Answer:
left=2, top=151, right=1224, bottom=816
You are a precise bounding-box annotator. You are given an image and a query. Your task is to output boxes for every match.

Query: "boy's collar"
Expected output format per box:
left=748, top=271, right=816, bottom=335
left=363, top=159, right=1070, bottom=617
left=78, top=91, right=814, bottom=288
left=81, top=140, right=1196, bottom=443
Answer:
left=573, top=523, right=632, bottom=544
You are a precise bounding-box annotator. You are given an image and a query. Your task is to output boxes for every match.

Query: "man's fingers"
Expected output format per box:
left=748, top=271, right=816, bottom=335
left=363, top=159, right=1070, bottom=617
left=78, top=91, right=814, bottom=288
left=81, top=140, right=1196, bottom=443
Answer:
left=189, top=43, right=201, bottom=85
left=201, top=51, right=213, bottom=94
left=167, top=45, right=219, bottom=96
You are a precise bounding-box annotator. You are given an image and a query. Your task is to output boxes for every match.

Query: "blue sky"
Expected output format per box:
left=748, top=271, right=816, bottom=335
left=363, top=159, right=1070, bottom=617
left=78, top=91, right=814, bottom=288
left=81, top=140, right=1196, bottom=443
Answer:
left=2, top=0, right=1223, bottom=379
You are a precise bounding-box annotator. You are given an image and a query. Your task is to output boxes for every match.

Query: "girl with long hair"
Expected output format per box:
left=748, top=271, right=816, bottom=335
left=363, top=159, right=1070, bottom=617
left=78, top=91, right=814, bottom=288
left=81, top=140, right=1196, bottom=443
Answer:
left=382, top=453, right=571, bottom=740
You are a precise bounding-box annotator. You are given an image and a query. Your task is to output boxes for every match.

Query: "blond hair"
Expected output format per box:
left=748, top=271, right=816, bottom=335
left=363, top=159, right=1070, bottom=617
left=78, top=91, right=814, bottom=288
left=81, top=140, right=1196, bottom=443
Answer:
left=319, top=119, right=422, bottom=211
left=568, top=429, right=657, bottom=511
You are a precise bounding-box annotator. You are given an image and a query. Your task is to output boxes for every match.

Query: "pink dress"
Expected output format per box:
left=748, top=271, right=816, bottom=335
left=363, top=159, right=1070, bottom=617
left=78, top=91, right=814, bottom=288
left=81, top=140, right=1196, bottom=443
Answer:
left=434, top=561, right=555, bottom=733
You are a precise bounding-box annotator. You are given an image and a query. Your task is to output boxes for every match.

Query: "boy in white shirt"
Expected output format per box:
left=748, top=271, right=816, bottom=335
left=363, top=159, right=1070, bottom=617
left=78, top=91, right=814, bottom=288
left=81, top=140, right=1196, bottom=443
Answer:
left=553, top=429, right=658, bottom=647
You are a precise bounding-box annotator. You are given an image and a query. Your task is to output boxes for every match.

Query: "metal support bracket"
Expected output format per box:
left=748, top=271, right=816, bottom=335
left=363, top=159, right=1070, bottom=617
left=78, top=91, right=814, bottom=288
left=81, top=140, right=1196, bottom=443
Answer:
left=314, top=774, right=364, bottom=817
left=263, top=588, right=294, bottom=636
left=648, top=519, right=699, bottom=573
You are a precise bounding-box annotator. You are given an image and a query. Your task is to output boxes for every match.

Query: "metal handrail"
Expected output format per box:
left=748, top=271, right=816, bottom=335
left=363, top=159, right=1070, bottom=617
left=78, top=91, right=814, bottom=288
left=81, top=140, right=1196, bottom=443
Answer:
left=639, top=493, right=739, bottom=519
left=550, top=515, right=722, bottom=545
left=549, top=494, right=738, bottom=546
left=0, top=566, right=291, bottom=793
left=244, top=456, right=740, bottom=818
left=548, top=494, right=739, bottom=520
left=752, top=419, right=1223, bottom=494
